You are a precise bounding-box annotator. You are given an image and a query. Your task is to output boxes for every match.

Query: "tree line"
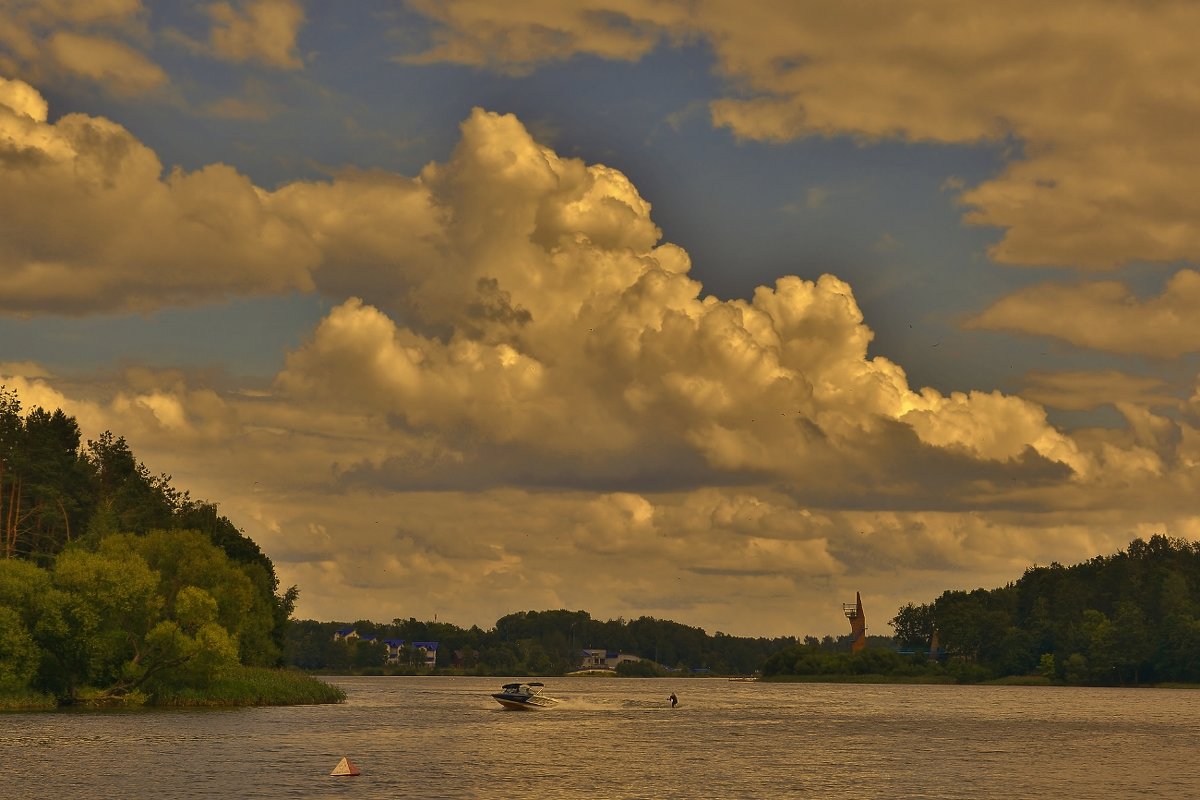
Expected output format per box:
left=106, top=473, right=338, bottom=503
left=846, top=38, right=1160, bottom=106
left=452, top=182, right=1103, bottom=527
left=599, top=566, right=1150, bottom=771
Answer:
left=287, top=609, right=801, bottom=676
left=892, top=534, right=1200, bottom=684
left=764, top=534, right=1200, bottom=685
left=0, top=386, right=304, bottom=706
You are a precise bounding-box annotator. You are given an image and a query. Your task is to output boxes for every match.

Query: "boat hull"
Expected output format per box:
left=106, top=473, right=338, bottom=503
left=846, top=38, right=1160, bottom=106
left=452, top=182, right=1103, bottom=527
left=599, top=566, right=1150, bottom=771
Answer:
left=492, top=693, right=557, bottom=710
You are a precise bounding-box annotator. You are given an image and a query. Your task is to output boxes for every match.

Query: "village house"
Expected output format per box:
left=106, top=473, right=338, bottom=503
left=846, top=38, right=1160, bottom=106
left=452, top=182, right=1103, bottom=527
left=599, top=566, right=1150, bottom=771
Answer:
left=393, top=641, right=438, bottom=668
left=578, top=648, right=645, bottom=671
left=332, top=629, right=438, bottom=668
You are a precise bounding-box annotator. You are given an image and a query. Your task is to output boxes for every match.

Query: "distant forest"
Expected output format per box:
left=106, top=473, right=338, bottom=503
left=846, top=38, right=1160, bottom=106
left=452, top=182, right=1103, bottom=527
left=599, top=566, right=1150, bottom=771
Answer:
left=297, top=539, right=1200, bottom=686
left=286, top=610, right=835, bottom=676
left=765, top=535, right=1200, bottom=685
left=0, top=387, right=299, bottom=705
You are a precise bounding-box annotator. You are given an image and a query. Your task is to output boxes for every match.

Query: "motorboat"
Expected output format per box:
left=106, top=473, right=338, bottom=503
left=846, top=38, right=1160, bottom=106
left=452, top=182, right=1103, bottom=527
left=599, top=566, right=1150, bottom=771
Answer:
left=492, top=682, right=558, bottom=710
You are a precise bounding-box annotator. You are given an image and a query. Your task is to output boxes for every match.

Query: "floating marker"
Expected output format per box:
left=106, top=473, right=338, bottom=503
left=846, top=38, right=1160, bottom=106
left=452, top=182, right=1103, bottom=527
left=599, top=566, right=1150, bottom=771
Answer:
left=330, top=757, right=361, bottom=777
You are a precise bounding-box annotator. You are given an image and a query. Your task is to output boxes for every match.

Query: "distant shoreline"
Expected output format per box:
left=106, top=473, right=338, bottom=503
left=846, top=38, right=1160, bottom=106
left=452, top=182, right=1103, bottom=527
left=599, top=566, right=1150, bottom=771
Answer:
left=760, top=674, right=1200, bottom=688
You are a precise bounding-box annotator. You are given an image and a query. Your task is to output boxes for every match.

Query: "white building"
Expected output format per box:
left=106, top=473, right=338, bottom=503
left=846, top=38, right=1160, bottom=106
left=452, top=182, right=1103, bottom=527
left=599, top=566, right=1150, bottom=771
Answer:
left=579, top=648, right=644, bottom=670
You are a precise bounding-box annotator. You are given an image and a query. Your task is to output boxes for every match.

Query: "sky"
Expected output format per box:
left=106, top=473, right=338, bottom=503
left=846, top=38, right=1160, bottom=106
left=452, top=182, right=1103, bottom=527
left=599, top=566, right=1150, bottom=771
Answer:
left=2, top=1, right=1200, bottom=639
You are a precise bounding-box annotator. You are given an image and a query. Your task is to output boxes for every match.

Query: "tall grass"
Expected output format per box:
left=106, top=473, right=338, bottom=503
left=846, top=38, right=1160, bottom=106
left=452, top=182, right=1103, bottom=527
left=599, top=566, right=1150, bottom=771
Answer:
left=151, top=667, right=346, bottom=707
left=0, top=690, right=57, bottom=711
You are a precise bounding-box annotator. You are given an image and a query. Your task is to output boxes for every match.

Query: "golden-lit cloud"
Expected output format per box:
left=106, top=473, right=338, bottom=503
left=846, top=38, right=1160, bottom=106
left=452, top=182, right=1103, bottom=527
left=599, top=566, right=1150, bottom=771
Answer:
left=402, top=0, right=681, bottom=75
left=0, top=79, right=315, bottom=314
left=6, top=354, right=1195, bottom=634
left=1020, top=371, right=1180, bottom=413
left=0, top=0, right=165, bottom=95
left=260, top=109, right=1090, bottom=501
left=206, top=0, right=305, bottom=69
left=0, top=74, right=45, bottom=119
left=0, top=0, right=306, bottom=101
left=967, top=270, right=1200, bottom=357
left=407, top=1, right=1200, bottom=271
left=5, top=77, right=1199, bottom=634
left=46, top=30, right=166, bottom=94
left=0, top=89, right=1119, bottom=492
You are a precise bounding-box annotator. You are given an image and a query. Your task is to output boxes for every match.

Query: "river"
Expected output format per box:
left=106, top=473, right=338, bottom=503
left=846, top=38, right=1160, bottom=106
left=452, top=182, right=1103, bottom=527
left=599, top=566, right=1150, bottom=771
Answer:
left=2, top=676, right=1198, bottom=798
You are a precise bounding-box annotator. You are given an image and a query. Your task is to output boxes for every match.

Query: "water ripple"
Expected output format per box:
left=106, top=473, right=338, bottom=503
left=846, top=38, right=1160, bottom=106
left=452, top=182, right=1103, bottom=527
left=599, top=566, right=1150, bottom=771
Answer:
left=3, top=678, right=1199, bottom=798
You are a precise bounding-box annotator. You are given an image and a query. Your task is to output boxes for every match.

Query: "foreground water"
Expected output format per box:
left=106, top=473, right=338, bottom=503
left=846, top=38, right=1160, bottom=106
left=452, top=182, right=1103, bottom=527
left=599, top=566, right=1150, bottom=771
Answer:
left=2, top=676, right=1199, bottom=798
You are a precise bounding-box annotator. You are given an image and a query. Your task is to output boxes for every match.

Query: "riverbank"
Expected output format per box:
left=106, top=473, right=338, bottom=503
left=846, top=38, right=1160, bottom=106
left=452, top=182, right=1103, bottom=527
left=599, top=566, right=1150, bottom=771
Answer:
left=152, top=667, right=346, bottom=707
left=0, top=667, right=345, bottom=711
left=0, top=691, right=57, bottom=711
left=762, top=673, right=958, bottom=685
left=763, top=673, right=1200, bottom=688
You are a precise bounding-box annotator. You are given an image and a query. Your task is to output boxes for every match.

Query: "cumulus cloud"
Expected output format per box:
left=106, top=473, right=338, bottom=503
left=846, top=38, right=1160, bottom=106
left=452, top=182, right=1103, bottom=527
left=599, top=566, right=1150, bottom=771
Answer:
left=0, top=0, right=166, bottom=95
left=0, top=78, right=316, bottom=314
left=206, top=0, right=305, bottom=69
left=7, top=357, right=1192, bottom=634
left=265, top=108, right=1096, bottom=507
left=4, top=95, right=1196, bottom=634
left=0, top=74, right=45, bottom=119
left=402, top=0, right=681, bottom=75
left=405, top=0, right=1200, bottom=271
left=967, top=270, right=1200, bottom=357
left=1020, top=371, right=1180, bottom=413
left=1, top=0, right=306, bottom=102
left=46, top=30, right=166, bottom=95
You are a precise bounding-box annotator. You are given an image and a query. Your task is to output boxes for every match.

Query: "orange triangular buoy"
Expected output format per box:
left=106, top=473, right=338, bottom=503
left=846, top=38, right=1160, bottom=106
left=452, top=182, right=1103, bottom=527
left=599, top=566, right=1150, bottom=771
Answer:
left=330, top=757, right=360, bottom=777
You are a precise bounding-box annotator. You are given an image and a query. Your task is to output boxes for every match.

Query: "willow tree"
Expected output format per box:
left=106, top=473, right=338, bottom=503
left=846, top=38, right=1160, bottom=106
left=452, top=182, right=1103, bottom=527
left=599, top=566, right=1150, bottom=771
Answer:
left=0, top=531, right=273, bottom=704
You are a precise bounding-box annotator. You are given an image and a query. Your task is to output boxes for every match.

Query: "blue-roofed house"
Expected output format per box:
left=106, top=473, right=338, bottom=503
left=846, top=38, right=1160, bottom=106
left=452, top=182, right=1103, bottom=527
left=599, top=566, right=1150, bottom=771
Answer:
left=578, top=648, right=645, bottom=671
left=333, top=627, right=358, bottom=641
left=379, top=639, right=438, bottom=668
left=580, top=648, right=607, bottom=668
left=382, top=639, right=406, bottom=663
left=411, top=641, right=439, bottom=669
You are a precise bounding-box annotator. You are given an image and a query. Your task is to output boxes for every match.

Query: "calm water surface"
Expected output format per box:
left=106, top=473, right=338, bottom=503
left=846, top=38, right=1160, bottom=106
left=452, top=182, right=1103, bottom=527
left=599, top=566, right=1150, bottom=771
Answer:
left=2, top=676, right=1199, bottom=799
